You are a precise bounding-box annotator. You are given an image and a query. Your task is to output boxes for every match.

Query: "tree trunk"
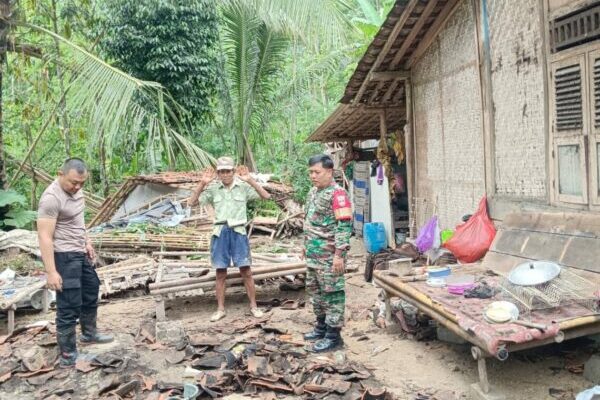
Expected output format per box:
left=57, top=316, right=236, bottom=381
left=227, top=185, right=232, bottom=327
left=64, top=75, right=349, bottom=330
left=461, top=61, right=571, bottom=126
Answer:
left=242, top=135, right=257, bottom=171
left=51, top=0, right=71, bottom=156
left=0, top=0, right=10, bottom=192
left=99, top=134, right=109, bottom=197
left=25, top=121, right=37, bottom=230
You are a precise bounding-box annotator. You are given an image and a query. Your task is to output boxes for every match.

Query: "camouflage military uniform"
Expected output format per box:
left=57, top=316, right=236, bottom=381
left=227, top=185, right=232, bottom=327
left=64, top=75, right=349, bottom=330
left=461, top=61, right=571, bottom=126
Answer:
left=304, top=184, right=352, bottom=328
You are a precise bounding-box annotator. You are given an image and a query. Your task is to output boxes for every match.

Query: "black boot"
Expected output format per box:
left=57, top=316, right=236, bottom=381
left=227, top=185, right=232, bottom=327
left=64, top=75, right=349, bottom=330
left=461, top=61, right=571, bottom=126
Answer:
left=310, top=326, right=343, bottom=353
left=57, top=326, right=78, bottom=368
left=303, top=315, right=326, bottom=341
left=80, top=309, right=114, bottom=344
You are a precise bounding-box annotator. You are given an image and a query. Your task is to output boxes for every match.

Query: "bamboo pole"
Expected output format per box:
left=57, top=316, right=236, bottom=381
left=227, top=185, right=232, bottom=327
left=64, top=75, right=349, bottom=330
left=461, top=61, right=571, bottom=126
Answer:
left=150, top=262, right=306, bottom=290
left=252, top=254, right=297, bottom=263
left=150, top=267, right=306, bottom=295
left=0, top=280, right=47, bottom=310
left=373, top=271, right=458, bottom=322
left=96, top=262, right=156, bottom=276
left=373, top=277, right=490, bottom=353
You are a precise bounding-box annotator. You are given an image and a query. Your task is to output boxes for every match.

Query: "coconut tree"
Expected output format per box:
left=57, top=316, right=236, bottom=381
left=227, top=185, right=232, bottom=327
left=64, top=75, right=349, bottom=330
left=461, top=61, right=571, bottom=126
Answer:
left=0, top=0, right=215, bottom=193
left=218, top=0, right=352, bottom=170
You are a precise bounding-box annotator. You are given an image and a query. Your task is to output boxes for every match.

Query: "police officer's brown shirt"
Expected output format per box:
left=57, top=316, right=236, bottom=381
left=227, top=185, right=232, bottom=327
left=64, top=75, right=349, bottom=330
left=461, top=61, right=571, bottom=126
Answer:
left=38, top=180, right=86, bottom=253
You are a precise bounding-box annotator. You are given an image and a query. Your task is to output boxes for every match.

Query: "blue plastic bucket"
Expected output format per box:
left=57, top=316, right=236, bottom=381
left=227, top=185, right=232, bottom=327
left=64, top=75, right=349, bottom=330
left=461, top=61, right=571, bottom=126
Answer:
left=363, top=222, right=387, bottom=253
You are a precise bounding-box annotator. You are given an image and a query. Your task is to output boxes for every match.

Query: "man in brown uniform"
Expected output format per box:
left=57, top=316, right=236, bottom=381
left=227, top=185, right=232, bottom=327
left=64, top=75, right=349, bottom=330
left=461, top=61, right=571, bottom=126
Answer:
left=37, top=158, right=113, bottom=367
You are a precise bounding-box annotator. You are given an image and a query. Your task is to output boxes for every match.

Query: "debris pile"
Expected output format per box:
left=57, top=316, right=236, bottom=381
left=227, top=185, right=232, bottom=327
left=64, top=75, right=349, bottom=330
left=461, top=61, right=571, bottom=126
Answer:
left=0, top=312, right=393, bottom=400
left=88, top=172, right=304, bottom=244
left=0, top=252, right=48, bottom=334
left=89, top=226, right=212, bottom=256
left=136, top=315, right=390, bottom=399
left=95, top=256, right=157, bottom=297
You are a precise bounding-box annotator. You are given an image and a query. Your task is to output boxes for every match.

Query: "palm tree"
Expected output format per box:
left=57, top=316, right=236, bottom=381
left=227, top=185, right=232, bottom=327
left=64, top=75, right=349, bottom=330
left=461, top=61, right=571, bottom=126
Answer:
left=0, top=0, right=215, bottom=192
left=218, top=0, right=352, bottom=170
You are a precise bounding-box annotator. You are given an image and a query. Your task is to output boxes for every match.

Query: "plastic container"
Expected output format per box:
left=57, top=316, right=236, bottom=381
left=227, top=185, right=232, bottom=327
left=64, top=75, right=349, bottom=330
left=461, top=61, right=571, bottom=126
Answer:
left=426, top=277, right=446, bottom=288
left=427, top=266, right=451, bottom=278
left=446, top=275, right=476, bottom=295
left=364, top=222, right=387, bottom=253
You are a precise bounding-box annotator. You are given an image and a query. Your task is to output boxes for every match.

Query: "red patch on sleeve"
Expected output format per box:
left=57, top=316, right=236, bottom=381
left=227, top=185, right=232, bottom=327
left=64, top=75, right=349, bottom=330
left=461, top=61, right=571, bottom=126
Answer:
left=332, top=189, right=352, bottom=221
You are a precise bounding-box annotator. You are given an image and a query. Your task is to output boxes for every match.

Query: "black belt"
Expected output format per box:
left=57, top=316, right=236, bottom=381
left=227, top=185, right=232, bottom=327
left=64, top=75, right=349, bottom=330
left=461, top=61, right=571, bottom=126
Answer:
left=214, top=221, right=245, bottom=228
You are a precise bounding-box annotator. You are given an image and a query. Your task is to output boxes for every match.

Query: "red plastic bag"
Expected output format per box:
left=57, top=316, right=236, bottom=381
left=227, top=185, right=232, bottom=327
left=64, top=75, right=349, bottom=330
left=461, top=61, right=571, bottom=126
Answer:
left=444, top=197, right=496, bottom=263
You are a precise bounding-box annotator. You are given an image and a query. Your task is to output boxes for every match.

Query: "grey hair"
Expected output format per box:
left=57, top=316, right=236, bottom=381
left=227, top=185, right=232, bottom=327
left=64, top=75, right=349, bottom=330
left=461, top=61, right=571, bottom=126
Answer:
left=61, top=158, right=87, bottom=175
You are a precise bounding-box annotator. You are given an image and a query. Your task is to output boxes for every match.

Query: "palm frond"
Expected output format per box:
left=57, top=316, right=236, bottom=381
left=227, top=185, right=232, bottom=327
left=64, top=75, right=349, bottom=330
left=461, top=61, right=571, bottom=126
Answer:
left=25, top=23, right=215, bottom=170
left=222, top=0, right=353, bottom=48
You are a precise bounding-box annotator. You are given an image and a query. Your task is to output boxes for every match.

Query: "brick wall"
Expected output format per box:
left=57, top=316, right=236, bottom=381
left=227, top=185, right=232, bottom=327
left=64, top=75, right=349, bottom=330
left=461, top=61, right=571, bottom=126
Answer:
left=488, top=0, right=547, bottom=199
left=413, top=0, right=486, bottom=229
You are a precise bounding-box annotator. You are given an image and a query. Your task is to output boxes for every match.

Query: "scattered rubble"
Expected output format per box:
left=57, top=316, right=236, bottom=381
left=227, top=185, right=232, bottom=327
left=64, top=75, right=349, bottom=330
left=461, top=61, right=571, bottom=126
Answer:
left=0, top=311, right=392, bottom=400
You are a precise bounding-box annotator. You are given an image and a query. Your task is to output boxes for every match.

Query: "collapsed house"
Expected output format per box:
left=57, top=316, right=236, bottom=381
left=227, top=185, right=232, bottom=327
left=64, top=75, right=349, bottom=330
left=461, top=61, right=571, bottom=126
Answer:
left=87, top=172, right=303, bottom=259
left=309, top=0, right=600, bottom=396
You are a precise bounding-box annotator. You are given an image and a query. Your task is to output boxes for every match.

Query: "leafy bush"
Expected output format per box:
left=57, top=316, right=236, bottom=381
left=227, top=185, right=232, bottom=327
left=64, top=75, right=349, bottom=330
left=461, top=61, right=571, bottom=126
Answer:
left=0, top=190, right=37, bottom=229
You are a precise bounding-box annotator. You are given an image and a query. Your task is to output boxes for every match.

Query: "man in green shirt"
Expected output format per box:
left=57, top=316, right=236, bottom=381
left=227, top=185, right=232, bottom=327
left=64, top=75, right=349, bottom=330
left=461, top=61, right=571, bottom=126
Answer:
left=189, top=157, right=271, bottom=322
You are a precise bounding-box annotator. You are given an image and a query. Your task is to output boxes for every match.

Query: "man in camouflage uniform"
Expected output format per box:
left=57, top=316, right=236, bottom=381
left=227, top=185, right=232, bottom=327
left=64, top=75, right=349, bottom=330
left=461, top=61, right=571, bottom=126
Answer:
left=303, top=154, right=352, bottom=352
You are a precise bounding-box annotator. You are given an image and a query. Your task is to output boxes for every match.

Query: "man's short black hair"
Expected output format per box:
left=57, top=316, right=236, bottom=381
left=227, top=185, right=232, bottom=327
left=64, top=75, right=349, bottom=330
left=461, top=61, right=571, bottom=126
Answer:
left=308, top=154, right=334, bottom=169
left=61, top=158, right=87, bottom=175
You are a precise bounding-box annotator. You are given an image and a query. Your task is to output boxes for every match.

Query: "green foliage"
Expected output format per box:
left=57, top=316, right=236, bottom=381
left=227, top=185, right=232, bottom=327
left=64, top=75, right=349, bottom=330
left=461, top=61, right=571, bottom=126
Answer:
left=219, top=1, right=290, bottom=169
left=0, top=0, right=391, bottom=217
left=100, top=0, right=220, bottom=125
left=0, top=189, right=26, bottom=207
left=0, top=190, right=37, bottom=228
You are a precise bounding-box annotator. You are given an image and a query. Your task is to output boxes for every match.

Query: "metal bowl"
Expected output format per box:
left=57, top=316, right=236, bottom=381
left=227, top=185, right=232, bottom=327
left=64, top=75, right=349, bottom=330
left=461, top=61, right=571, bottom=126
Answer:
left=508, top=261, right=561, bottom=286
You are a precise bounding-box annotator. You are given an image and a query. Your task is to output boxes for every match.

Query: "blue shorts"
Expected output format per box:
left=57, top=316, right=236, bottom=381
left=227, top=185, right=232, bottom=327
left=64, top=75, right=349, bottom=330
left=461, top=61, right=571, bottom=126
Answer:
left=210, top=226, right=252, bottom=269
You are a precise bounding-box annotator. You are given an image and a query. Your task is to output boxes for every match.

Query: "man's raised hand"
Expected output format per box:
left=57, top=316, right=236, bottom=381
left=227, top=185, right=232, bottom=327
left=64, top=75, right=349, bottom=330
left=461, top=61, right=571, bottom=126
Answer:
left=201, top=168, right=216, bottom=184
left=235, top=165, right=252, bottom=182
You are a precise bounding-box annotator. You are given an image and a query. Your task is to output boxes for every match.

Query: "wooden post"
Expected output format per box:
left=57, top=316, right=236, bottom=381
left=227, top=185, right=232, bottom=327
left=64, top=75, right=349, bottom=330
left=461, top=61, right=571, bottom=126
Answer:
left=384, top=293, right=392, bottom=323
left=405, top=78, right=416, bottom=238
left=471, top=346, right=491, bottom=393
left=477, top=357, right=490, bottom=393
left=379, top=109, right=387, bottom=143
left=473, top=0, right=496, bottom=197
left=155, top=296, right=166, bottom=321
left=7, top=304, right=16, bottom=334
left=379, top=109, right=396, bottom=249
left=42, top=288, right=49, bottom=313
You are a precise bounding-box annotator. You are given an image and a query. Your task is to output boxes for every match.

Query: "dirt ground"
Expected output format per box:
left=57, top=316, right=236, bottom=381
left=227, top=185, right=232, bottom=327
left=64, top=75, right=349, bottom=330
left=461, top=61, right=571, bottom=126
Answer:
left=0, top=238, right=597, bottom=399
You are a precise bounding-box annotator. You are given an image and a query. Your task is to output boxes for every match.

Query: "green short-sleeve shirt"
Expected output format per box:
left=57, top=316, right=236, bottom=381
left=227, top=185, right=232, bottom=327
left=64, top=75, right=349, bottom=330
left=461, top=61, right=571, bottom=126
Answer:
left=199, top=178, right=260, bottom=236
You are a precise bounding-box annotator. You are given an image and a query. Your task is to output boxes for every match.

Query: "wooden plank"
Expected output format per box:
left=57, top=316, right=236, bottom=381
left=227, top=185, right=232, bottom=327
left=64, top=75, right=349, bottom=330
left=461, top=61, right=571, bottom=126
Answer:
left=369, top=71, right=411, bottom=81
left=489, top=229, right=529, bottom=254
left=407, top=0, right=462, bottom=68
left=390, top=0, right=438, bottom=69
left=353, top=0, right=420, bottom=104
left=481, top=251, right=528, bottom=275
left=521, top=232, right=570, bottom=261
left=503, top=212, right=600, bottom=237
left=561, top=237, right=600, bottom=273
left=368, top=80, right=387, bottom=104
left=491, top=229, right=570, bottom=264
left=382, top=79, right=401, bottom=102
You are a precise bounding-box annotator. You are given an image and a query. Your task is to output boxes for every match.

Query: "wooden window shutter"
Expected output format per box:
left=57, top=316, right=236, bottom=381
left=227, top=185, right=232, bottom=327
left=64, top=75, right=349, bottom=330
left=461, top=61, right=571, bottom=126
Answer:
left=551, top=55, right=588, bottom=205
left=555, top=64, right=583, bottom=132
left=594, top=57, right=600, bottom=129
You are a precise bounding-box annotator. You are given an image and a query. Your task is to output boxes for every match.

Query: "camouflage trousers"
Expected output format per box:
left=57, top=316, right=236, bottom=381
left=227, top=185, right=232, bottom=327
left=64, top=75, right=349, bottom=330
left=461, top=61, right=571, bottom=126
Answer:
left=305, top=262, right=345, bottom=328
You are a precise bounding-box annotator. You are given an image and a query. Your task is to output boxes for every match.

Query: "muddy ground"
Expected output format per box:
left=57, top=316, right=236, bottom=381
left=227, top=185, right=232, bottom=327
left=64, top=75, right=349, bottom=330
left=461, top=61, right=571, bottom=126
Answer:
left=0, top=239, right=597, bottom=399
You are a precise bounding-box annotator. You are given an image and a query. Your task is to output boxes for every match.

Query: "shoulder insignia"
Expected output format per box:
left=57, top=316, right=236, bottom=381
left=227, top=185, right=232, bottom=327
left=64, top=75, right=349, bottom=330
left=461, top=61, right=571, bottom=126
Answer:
left=332, top=188, right=352, bottom=221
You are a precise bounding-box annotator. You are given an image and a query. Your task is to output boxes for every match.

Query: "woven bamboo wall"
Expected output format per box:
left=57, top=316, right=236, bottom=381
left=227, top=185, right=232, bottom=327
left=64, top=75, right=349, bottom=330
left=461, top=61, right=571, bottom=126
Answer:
left=412, top=0, right=486, bottom=230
